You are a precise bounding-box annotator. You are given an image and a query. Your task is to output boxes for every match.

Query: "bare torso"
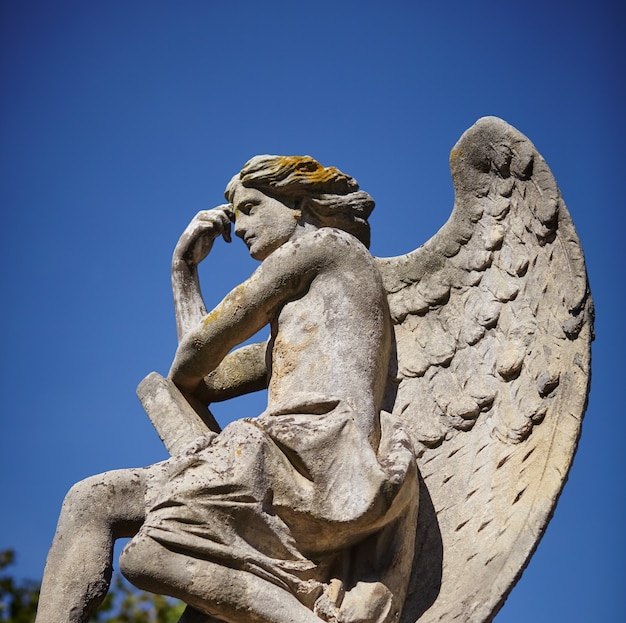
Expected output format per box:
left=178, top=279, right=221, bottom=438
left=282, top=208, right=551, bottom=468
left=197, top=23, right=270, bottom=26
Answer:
left=170, top=227, right=391, bottom=443
left=267, top=229, right=390, bottom=440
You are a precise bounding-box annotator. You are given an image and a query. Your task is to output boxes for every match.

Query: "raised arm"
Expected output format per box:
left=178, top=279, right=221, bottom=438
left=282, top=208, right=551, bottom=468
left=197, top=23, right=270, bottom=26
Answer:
left=169, top=229, right=334, bottom=393
left=171, top=206, right=233, bottom=341
left=172, top=206, right=272, bottom=407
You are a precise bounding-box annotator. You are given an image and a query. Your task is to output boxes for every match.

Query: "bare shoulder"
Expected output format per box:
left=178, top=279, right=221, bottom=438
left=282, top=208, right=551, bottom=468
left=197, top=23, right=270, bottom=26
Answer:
left=302, top=227, right=368, bottom=250
left=245, top=227, right=378, bottom=308
left=274, top=227, right=372, bottom=268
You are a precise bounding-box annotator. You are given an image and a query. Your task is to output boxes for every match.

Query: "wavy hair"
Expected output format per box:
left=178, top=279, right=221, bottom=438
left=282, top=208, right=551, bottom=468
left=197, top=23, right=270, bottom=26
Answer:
left=225, top=155, right=374, bottom=247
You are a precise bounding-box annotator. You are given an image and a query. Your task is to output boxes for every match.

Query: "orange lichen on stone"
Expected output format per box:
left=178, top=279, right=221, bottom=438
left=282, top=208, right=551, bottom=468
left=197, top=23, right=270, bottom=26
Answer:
left=202, top=283, right=250, bottom=328
left=275, top=156, right=352, bottom=189
left=202, top=309, right=221, bottom=326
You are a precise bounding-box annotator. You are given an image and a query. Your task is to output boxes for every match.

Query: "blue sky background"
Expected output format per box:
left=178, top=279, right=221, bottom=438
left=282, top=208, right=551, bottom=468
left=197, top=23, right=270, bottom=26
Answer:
left=1, top=1, right=623, bottom=621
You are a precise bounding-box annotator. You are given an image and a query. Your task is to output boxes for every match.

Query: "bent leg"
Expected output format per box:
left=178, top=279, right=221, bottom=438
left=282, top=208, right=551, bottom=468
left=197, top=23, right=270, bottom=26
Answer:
left=36, top=468, right=148, bottom=623
left=120, top=534, right=322, bottom=623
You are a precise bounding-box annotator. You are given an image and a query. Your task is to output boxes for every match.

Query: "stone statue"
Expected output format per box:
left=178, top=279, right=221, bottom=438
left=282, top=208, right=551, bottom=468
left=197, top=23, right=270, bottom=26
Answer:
left=36, top=117, right=593, bottom=623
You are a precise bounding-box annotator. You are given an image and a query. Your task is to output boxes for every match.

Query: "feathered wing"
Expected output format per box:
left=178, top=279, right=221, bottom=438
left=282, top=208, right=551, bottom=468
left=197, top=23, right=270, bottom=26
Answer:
left=375, top=117, right=593, bottom=623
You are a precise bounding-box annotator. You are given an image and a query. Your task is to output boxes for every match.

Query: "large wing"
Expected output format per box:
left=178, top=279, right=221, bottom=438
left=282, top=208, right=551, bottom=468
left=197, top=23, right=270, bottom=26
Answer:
left=376, top=117, right=593, bottom=623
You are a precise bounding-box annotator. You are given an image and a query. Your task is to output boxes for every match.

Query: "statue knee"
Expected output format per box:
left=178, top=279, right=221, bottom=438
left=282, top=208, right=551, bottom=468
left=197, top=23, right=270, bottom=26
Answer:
left=61, top=471, right=143, bottom=535
left=121, top=534, right=202, bottom=600
left=119, top=534, right=164, bottom=592
left=62, top=475, right=107, bottom=519
left=120, top=535, right=146, bottom=581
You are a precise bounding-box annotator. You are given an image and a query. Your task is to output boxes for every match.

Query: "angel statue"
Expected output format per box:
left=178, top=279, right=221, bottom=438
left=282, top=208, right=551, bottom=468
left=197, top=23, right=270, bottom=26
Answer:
left=36, top=117, right=592, bottom=623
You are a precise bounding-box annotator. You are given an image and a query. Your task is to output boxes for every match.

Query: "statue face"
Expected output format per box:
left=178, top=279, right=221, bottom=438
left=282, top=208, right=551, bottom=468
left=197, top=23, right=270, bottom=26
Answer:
left=232, top=186, right=300, bottom=260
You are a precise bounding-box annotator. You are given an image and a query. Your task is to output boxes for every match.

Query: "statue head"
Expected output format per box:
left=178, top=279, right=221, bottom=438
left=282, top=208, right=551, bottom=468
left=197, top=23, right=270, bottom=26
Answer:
left=225, top=155, right=375, bottom=248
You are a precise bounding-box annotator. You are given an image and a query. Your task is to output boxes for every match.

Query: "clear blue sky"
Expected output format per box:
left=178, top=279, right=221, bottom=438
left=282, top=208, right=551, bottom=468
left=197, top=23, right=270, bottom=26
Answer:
left=1, top=1, right=623, bottom=621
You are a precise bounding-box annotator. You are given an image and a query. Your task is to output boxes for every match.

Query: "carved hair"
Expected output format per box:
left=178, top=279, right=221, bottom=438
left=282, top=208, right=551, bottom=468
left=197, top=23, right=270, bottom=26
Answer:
left=225, top=155, right=375, bottom=247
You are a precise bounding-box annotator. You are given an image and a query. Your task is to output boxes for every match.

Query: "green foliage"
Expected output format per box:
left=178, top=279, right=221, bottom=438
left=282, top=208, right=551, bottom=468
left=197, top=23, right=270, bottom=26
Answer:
left=92, top=574, right=185, bottom=623
left=0, top=550, right=185, bottom=623
left=0, top=550, right=39, bottom=623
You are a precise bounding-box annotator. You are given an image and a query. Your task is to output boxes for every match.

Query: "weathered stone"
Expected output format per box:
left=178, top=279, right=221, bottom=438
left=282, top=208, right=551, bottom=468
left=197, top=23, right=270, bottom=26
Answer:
left=36, top=118, right=592, bottom=623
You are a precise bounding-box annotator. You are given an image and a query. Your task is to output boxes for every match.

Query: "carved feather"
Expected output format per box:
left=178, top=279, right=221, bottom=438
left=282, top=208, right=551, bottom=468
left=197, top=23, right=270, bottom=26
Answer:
left=376, top=117, right=593, bottom=623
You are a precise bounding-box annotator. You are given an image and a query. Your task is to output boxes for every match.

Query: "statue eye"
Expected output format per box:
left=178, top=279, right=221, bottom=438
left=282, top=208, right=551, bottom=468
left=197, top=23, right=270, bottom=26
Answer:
left=240, top=202, right=256, bottom=215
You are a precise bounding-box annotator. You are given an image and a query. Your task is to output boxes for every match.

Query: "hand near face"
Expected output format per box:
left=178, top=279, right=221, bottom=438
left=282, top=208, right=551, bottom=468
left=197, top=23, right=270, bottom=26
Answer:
left=173, top=206, right=234, bottom=268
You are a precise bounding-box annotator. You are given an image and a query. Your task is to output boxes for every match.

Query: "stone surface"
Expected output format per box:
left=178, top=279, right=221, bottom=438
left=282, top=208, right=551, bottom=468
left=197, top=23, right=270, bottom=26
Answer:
left=36, top=118, right=592, bottom=623
left=137, top=372, right=218, bottom=455
left=376, top=118, right=593, bottom=622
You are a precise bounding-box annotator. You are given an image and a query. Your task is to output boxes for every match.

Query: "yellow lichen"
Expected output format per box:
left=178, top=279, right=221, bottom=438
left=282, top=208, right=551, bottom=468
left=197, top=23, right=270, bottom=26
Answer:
left=276, top=156, right=347, bottom=187
left=203, top=309, right=221, bottom=326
